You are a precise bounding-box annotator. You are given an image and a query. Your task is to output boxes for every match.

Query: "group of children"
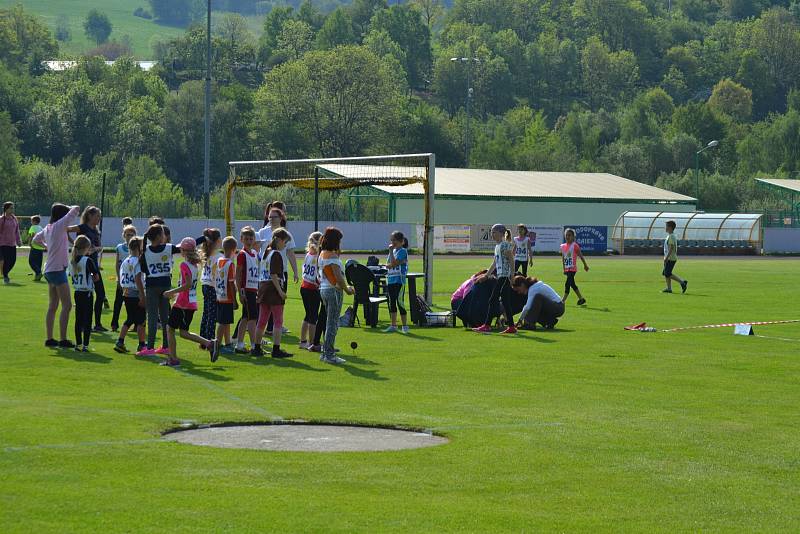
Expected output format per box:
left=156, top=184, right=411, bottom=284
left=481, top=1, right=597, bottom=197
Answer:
left=58, top=209, right=413, bottom=367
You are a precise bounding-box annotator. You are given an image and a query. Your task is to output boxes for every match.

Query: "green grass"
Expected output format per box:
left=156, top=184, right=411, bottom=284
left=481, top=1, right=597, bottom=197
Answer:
left=1, top=0, right=265, bottom=58
left=2, top=255, right=800, bottom=531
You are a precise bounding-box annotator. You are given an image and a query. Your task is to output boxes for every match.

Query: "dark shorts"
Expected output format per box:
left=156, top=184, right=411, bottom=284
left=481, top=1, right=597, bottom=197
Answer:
left=123, top=297, right=146, bottom=326
left=44, top=269, right=68, bottom=286
left=168, top=307, right=195, bottom=331
left=242, top=291, right=259, bottom=320
left=217, top=302, right=234, bottom=325
left=663, top=260, right=677, bottom=277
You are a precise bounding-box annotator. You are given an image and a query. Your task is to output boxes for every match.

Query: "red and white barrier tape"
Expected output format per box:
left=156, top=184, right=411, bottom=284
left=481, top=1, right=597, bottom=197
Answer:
left=661, top=319, right=800, bottom=333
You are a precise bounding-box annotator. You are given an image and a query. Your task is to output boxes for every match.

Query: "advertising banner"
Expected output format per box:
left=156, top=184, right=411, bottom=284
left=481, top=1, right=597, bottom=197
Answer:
left=530, top=226, right=564, bottom=252
left=565, top=225, right=608, bottom=252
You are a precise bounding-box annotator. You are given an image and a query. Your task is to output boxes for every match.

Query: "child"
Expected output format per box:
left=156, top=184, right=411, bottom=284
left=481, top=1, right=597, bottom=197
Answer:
left=215, top=236, right=239, bottom=353
left=69, top=235, right=100, bottom=352
left=234, top=226, right=260, bottom=354
left=115, top=236, right=147, bottom=353
left=162, top=238, right=219, bottom=367
left=662, top=220, right=688, bottom=294
left=299, top=231, right=322, bottom=350
left=253, top=228, right=292, bottom=358
left=199, top=228, right=222, bottom=341
left=27, top=215, right=45, bottom=281
left=111, top=224, right=137, bottom=332
left=513, top=224, right=533, bottom=276
left=472, top=224, right=517, bottom=334
left=384, top=231, right=410, bottom=333
left=561, top=228, right=589, bottom=305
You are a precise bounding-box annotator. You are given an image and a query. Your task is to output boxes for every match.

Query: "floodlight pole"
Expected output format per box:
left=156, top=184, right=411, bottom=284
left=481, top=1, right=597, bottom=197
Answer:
left=694, top=140, right=719, bottom=210
left=203, top=0, right=211, bottom=219
left=451, top=56, right=479, bottom=167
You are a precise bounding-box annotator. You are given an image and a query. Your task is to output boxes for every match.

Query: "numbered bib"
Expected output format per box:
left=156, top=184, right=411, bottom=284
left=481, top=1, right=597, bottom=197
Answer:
left=144, top=248, right=173, bottom=278
left=215, top=258, right=232, bottom=301
left=69, top=257, right=94, bottom=292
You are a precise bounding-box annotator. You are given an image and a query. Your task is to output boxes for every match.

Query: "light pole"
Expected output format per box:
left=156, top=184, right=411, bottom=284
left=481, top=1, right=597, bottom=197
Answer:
left=203, top=0, right=211, bottom=219
left=694, top=139, right=719, bottom=210
left=450, top=56, right=479, bottom=167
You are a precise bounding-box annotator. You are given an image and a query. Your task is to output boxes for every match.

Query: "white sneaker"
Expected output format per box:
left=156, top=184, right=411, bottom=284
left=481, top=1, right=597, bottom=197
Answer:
left=383, top=326, right=397, bottom=333
left=261, top=339, right=271, bottom=346
left=299, top=341, right=310, bottom=350
left=321, top=355, right=346, bottom=365
left=281, top=326, right=290, bottom=334
left=401, top=326, right=410, bottom=334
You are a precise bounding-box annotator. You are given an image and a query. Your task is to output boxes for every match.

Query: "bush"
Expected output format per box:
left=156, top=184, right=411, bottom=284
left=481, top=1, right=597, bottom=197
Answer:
left=133, top=7, right=153, bottom=19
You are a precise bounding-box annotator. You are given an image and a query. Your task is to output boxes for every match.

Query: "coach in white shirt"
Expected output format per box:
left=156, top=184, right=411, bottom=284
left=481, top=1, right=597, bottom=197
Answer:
left=512, top=275, right=565, bottom=330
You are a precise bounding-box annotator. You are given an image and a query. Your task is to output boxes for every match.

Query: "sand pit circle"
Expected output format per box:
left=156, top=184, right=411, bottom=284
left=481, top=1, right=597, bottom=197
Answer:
left=163, top=424, right=448, bottom=452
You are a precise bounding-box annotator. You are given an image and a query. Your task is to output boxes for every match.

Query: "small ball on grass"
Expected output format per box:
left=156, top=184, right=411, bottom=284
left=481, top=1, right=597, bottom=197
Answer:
left=350, top=341, right=358, bottom=350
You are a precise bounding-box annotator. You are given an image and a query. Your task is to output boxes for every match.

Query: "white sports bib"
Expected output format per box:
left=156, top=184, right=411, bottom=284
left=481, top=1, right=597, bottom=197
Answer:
left=144, top=247, right=173, bottom=279
left=119, top=256, right=140, bottom=290
left=69, top=256, right=94, bottom=292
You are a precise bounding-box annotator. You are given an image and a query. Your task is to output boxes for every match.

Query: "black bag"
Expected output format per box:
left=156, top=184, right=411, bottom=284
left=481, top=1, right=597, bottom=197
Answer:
left=366, top=256, right=380, bottom=267
left=339, top=305, right=359, bottom=327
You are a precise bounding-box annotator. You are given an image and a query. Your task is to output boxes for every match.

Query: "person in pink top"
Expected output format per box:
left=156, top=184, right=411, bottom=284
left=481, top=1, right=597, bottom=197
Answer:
left=451, top=269, right=488, bottom=311
left=0, top=201, right=22, bottom=284
left=560, top=228, right=589, bottom=306
left=33, top=203, right=81, bottom=348
left=162, top=238, right=219, bottom=367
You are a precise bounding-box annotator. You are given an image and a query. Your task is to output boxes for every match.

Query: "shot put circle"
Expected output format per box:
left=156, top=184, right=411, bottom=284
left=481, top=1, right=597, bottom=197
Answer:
left=163, top=423, right=448, bottom=452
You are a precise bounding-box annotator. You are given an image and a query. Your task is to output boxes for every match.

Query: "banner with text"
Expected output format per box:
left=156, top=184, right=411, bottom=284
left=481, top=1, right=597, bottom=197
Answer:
left=565, top=225, right=608, bottom=252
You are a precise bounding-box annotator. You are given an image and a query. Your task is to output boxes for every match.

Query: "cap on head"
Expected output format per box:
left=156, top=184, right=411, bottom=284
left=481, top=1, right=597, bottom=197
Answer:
left=179, top=237, right=196, bottom=251
left=491, top=224, right=506, bottom=234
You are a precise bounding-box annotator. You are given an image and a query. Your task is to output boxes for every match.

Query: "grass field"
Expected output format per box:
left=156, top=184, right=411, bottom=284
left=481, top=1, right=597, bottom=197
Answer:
left=1, top=0, right=265, bottom=58
left=2, top=254, right=800, bottom=531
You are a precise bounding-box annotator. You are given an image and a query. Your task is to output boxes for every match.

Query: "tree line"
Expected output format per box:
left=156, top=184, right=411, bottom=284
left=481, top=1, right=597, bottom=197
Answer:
left=2, top=1, right=800, bottom=220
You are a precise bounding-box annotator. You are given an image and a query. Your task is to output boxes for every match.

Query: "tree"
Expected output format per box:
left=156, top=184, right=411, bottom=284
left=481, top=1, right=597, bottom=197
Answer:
left=55, top=15, right=71, bottom=42
left=0, top=5, right=58, bottom=73
left=148, top=0, right=203, bottom=26
left=316, top=8, right=357, bottom=50
left=84, top=9, right=112, bottom=45
left=0, top=112, right=22, bottom=201
left=412, top=0, right=444, bottom=29
left=276, top=20, right=314, bottom=61
left=708, top=78, right=753, bottom=121
left=258, top=6, right=294, bottom=63
left=581, top=36, right=639, bottom=110
left=349, top=0, right=387, bottom=37
left=369, top=5, right=432, bottom=89
left=253, top=46, right=400, bottom=157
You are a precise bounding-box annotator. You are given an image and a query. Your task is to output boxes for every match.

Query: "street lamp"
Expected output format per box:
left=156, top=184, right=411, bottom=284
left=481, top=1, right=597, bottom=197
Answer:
left=203, top=0, right=212, bottom=219
left=450, top=56, right=479, bottom=167
left=694, top=139, right=719, bottom=210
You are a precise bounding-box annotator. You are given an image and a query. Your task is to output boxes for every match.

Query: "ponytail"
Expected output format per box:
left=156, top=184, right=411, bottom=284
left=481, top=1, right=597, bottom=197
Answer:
left=143, top=224, right=164, bottom=250
left=201, top=227, right=221, bottom=257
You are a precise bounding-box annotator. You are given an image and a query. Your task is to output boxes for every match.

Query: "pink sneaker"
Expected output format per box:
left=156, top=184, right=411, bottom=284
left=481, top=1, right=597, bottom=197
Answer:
left=472, top=324, right=492, bottom=333
left=154, top=347, right=170, bottom=355
left=136, top=348, right=156, bottom=356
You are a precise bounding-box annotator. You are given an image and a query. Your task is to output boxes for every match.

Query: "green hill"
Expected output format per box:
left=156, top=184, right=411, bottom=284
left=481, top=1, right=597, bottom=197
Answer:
left=0, top=0, right=266, bottom=58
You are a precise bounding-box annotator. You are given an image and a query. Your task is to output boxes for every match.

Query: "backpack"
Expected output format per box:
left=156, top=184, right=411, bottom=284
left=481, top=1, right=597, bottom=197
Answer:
left=339, top=305, right=358, bottom=327
left=366, top=255, right=380, bottom=267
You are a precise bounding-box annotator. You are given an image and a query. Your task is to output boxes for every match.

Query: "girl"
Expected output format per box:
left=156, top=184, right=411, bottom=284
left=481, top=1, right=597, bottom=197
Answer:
left=111, top=224, right=137, bottom=332
left=561, top=228, right=589, bottom=305
left=33, top=203, right=81, bottom=348
left=27, top=215, right=45, bottom=281
left=162, top=238, right=219, bottom=367
left=472, top=224, right=517, bottom=334
left=115, top=236, right=147, bottom=353
left=384, top=231, right=409, bottom=333
left=69, top=235, right=100, bottom=352
left=253, top=228, right=292, bottom=358
left=234, top=226, right=260, bottom=354
left=299, top=231, right=322, bottom=350
left=68, top=206, right=107, bottom=331
left=0, top=201, right=22, bottom=284
left=318, top=227, right=354, bottom=365
left=215, top=236, right=239, bottom=352
left=513, top=224, right=533, bottom=276
left=512, top=275, right=564, bottom=330
left=199, top=228, right=222, bottom=341
left=451, top=269, right=488, bottom=312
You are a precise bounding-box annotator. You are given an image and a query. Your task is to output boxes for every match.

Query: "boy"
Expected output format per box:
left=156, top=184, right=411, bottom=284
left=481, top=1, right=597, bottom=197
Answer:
left=215, top=236, right=239, bottom=353
left=662, top=220, right=688, bottom=293
left=27, top=215, right=45, bottom=281
left=234, top=226, right=260, bottom=353
left=472, top=223, right=517, bottom=334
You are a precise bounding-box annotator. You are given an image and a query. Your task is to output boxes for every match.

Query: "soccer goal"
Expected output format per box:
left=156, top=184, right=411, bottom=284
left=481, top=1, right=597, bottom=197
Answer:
left=226, top=153, right=436, bottom=303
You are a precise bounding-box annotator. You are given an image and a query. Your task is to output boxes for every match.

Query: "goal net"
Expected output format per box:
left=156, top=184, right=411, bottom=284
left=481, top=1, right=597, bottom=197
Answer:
left=226, top=153, right=436, bottom=303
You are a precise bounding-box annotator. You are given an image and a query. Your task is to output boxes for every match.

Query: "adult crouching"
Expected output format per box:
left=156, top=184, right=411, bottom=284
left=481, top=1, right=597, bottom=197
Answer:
left=511, top=275, right=564, bottom=330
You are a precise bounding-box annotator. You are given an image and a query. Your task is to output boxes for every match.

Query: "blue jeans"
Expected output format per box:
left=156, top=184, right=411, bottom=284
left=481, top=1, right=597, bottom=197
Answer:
left=320, top=287, right=343, bottom=359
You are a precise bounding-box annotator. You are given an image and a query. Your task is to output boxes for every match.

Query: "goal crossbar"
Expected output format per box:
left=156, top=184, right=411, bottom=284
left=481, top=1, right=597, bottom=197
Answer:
left=226, top=153, right=436, bottom=303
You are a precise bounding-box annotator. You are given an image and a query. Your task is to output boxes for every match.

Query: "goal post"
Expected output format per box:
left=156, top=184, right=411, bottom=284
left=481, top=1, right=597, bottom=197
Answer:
left=226, top=153, right=436, bottom=304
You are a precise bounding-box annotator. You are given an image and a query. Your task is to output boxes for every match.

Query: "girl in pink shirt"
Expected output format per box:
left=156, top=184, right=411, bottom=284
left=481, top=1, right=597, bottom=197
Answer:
left=560, top=228, right=589, bottom=305
left=33, top=203, right=81, bottom=348
left=162, top=238, right=219, bottom=367
left=0, top=201, right=22, bottom=283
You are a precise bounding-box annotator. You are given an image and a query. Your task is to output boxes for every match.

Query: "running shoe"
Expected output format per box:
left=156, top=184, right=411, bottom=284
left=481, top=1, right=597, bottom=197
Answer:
left=661, top=288, right=672, bottom=293
left=681, top=280, right=688, bottom=294
left=281, top=326, right=290, bottom=334
left=74, top=345, right=82, bottom=352
left=154, top=347, right=170, bottom=355
left=383, top=326, right=397, bottom=333
left=401, top=326, right=410, bottom=334
left=220, top=345, right=235, bottom=355
left=82, top=346, right=89, bottom=352
left=545, top=319, right=558, bottom=330
left=271, top=348, right=293, bottom=359
left=501, top=325, right=518, bottom=334
left=45, top=339, right=58, bottom=347
left=321, top=355, right=346, bottom=365
left=309, top=344, right=322, bottom=353
left=472, top=324, right=492, bottom=333
left=114, top=342, right=129, bottom=353
left=136, top=348, right=157, bottom=356
left=159, top=358, right=180, bottom=367
left=250, top=345, right=264, bottom=357
left=93, top=325, right=109, bottom=333
left=577, top=298, right=586, bottom=306
left=235, top=346, right=250, bottom=354
left=58, top=339, right=75, bottom=348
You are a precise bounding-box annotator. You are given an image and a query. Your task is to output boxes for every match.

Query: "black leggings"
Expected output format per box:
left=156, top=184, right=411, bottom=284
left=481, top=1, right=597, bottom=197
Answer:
left=29, top=248, right=43, bottom=276
left=93, top=272, right=106, bottom=326
left=74, top=291, right=94, bottom=346
left=514, top=260, right=527, bottom=276
left=111, top=284, right=124, bottom=328
left=564, top=272, right=579, bottom=295
left=300, top=287, right=321, bottom=323
left=313, top=302, right=326, bottom=345
left=1, top=245, right=16, bottom=277
left=387, top=283, right=406, bottom=315
left=485, top=277, right=514, bottom=325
